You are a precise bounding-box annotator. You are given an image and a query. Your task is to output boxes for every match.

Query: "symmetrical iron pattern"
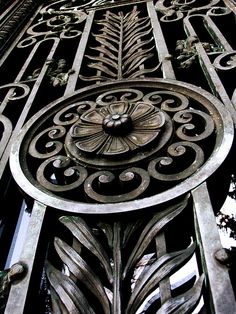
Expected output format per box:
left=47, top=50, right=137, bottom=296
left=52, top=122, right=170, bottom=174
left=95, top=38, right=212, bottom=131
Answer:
left=45, top=197, right=204, bottom=313
left=0, top=0, right=235, bottom=313
left=10, top=79, right=232, bottom=213
left=80, top=6, right=161, bottom=81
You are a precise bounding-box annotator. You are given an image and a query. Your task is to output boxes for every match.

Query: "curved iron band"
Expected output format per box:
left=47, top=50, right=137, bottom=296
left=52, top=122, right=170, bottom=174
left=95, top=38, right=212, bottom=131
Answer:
left=9, top=78, right=234, bottom=214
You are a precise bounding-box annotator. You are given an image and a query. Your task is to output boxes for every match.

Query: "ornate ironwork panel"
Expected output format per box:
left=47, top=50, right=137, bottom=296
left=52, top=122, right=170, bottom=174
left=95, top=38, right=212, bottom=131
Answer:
left=0, top=0, right=235, bottom=313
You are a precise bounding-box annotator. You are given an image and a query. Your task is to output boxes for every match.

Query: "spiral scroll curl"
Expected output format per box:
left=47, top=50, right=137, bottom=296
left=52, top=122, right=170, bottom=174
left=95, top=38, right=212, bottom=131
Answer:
left=143, top=91, right=189, bottom=112
left=29, top=126, right=66, bottom=159
left=10, top=79, right=232, bottom=213
left=41, top=0, right=128, bottom=13
left=84, top=168, right=150, bottom=203
left=36, top=155, right=88, bottom=192
left=148, top=142, right=204, bottom=181
left=17, top=10, right=86, bottom=48
left=40, top=0, right=101, bottom=14
left=25, top=86, right=217, bottom=200
left=53, top=101, right=96, bottom=126
left=213, top=52, right=236, bottom=71
left=0, top=83, right=30, bottom=101
left=174, top=109, right=215, bottom=141
left=0, top=115, right=12, bottom=157
left=156, top=0, right=221, bottom=21
left=207, top=6, right=231, bottom=17
left=96, top=89, right=144, bottom=106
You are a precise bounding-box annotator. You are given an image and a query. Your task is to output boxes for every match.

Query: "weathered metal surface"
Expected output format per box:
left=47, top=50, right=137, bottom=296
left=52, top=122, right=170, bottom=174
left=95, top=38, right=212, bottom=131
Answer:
left=0, top=262, right=25, bottom=311
left=80, top=6, right=161, bottom=81
left=10, top=79, right=233, bottom=213
left=0, top=0, right=235, bottom=313
left=0, top=0, right=41, bottom=56
left=192, top=183, right=236, bottom=314
left=44, top=196, right=205, bottom=313
left=4, top=201, right=46, bottom=314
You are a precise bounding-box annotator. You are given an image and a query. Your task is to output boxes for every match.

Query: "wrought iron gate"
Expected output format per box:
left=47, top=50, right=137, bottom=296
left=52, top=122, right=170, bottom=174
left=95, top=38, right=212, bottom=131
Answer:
left=0, top=0, right=236, bottom=313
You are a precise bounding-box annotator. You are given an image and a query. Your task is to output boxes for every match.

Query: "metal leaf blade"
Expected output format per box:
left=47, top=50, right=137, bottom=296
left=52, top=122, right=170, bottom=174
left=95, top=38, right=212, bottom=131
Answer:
left=90, top=46, right=117, bottom=60
left=124, top=54, right=154, bottom=76
left=123, top=46, right=154, bottom=68
left=97, top=23, right=120, bottom=35
left=123, top=28, right=152, bottom=51
left=93, top=33, right=119, bottom=46
left=156, top=274, right=204, bottom=314
left=123, top=20, right=151, bottom=44
left=79, top=74, right=111, bottom=82
left=95, top=36, right=118, bottom=52
left=46, top=261, right=96, bottom=314
left=88, top=62, right=117, bottom=78
left=50, top=287, right=68, bottom=314
left=86, top=55, right=118, bottom=70
left=54, top=237, right=111, bottom=314
left=123, top=196, right=189, bottom=278
left=124, top=17, right=149, bottom=39
left=123, top=38, right=153, bottom=57
left=101, top=27, right=120, bottom=39
left=60, top=216, right=113, bottom=283
left=127, top=243, right=196, bottom=314
left=129, top=62, right=161, bottom=78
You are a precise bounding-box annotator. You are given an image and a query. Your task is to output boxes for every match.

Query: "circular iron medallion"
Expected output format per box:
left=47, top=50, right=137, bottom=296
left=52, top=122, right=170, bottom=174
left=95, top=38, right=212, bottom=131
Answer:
left=10, top=79, right=233, bottom=214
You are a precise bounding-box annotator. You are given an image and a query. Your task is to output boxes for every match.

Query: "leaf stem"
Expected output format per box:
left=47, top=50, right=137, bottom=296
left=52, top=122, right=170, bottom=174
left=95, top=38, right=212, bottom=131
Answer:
left=118, top=12, right=123, bottom=79
left=112, top=221, right=122, bottom=314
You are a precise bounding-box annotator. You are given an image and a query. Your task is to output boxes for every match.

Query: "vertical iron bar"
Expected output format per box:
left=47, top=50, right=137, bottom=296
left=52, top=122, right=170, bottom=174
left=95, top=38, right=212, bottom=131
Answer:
left=4, top=201, right=47, bottom=314
left=147, top=1, right=175, bottom=79
left=204, top=15, right=233, bottom=51
left=64, top=10, right=95, bottom=96
left=184, top=17, right=236, bottom=125
left=0, top=3, right=42, bottom=67
left=192, top=182, right=236, bottom=314
left=113, top=222, right=121, bottom=314
left=0, top=38, right=60, bottom=179
left=224, top=0, right=236, bottom=15
left=118, top=11, right=124, bottom=80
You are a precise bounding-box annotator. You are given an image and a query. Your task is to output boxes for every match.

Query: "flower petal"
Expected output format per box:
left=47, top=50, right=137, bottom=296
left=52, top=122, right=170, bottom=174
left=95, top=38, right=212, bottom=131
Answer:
left=126, top=130, right=161, bottom=147
left=134, top=111, right=165, bottom=130
left=109, top=101, right=129, bottom=115
left=70, top=122, right=103, bottom=138
left=130, top=102, right=154, bottom=121
left=81, top=109, right=106, bottom=124
left=75, top=131, right=108, bottom=153
left=98, top=136, right=130, bottom=155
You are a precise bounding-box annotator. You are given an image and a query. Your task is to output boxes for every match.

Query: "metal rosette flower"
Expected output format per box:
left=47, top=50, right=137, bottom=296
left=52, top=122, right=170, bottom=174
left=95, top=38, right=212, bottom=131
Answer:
left=66, top=100, right=170, bottom=167
left=10, top=79, right=234, bottom=214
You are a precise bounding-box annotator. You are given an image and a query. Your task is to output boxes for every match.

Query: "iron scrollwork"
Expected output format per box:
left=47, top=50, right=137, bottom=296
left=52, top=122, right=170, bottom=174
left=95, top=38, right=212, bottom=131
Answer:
left=17, top=5, right=87, bottom=48
left=213, top=51, right=236, bottom=71
left=155, top=0, right=221, bottom=21
left=10, top=79, right=233, bottom=213
left=3, top=0, right=236, bottom=313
